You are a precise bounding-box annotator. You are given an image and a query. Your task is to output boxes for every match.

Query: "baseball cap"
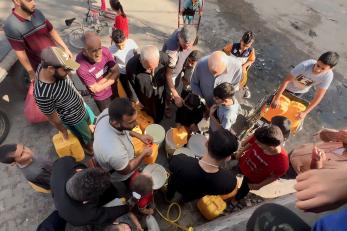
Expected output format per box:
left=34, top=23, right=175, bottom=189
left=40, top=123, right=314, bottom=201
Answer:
left=179, top=25, right=197, bottom=44
left=41, top=47, right=79, bottom=70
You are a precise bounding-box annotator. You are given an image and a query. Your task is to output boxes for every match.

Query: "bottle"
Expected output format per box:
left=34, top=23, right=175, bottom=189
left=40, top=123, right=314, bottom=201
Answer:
left=145, top=215, right=160, bottom=231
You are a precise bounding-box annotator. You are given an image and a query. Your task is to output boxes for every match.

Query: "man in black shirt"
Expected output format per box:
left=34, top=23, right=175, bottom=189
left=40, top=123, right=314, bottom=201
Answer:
left=50, top=156, right=129, bottom=228
left=167, top=128, right=238, bottom=202
left=126, top=45, right=168, bottom=123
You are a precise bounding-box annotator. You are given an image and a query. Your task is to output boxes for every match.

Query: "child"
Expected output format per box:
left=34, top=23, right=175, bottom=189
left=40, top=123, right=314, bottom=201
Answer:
left=223, top=31, right=256, bottom=98
left=235, top=125, right=289, bottom=201
left=182, top=0, right=203, bottom=24
left=175, top=91, right=204, bottom=133
left=271, top=116, right=291, bottom=141
left=110, top=0, right=128, bottom=38
left=0, top=144, right=52, bottom=190
left=128, top=171, right=156, bottom=231
left=210, top=82, right=240, bottom=132
left=181, top=50, right=203, bottom=91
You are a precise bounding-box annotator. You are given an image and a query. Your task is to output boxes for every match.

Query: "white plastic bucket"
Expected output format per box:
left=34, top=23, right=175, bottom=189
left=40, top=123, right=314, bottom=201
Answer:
left=165, top=128, right=185, bottom=156
left=187, top=134, right=208, bottom=157
left=173, top=147, right=196, bottom=158
left=143, top=163, right=168, bottom=190
left=145, top=124, right=166, bottom=145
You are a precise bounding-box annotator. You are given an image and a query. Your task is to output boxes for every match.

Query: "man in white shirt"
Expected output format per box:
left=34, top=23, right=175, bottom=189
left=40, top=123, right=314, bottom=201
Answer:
left=93, top=98, right=153, bottom=182
left=271, top=52, right=339, bottom=119
left=109, top=29, right=138, bottom=99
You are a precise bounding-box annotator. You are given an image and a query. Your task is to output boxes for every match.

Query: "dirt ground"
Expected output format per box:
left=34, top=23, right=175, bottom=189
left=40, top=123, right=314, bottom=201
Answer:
left=0, top=0, right=346, bottom=230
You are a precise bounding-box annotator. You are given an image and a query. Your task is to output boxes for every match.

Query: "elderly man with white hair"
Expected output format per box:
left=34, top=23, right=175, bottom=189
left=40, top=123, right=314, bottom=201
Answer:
left=126, top=45, right=169, bottom=122
left=191, top=51, right=243, bottom=107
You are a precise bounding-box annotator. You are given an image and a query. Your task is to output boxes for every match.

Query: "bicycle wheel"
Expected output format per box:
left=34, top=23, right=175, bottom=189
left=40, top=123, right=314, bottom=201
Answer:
left=68, top=28, right=84, bottom=49
left=0, top=110, right=10, bottom=144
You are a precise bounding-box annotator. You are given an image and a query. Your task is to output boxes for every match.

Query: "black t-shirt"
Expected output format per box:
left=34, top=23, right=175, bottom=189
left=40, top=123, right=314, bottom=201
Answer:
left=175, top=105, right=204, bottom=127
left=126, top=52, right=169, bottom=122
left=50, top=157, right=129, bottom=227
left=169, top=154, right=237, bottom=202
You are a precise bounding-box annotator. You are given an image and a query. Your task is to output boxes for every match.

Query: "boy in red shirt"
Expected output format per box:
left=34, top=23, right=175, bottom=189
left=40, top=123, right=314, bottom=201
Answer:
left=235, top=125, right=289, bottom=201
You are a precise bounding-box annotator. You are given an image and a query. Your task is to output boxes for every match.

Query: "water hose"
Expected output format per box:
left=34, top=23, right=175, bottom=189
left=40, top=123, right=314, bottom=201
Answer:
left=155, top=202, right=194, bottom=231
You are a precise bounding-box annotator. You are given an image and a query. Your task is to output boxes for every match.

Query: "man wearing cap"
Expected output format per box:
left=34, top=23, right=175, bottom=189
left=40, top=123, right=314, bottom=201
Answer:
left=191, top=51, right=243, bottom=107
left=34, top=47, right=93, bottom=154
left=76, top=32, right=120, bottom=112
left=162, top=25, right=197, bottom=116
left=3, top=0, right=73, bottom=82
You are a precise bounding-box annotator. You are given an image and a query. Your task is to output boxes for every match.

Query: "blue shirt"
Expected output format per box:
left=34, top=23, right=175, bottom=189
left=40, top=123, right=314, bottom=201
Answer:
left=191, top=55, right=242, bottom=106
left=312, top=207, right=347, bottom=231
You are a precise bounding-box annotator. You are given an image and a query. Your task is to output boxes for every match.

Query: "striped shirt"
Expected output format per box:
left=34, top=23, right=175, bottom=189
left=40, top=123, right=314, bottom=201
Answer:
left=34, top=66, right=86, bottom=126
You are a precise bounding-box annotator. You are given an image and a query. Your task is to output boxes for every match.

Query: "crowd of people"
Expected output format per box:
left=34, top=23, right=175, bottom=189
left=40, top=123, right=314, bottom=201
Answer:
left=1, top=0, right=346, bottom=230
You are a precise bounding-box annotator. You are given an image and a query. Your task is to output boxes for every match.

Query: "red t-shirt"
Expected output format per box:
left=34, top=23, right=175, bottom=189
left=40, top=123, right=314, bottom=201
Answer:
left=114, top=15, right=129, bottom=38
left=129, top=171, right=153, bottom=209
left=239, top=136, right=289, bottom=184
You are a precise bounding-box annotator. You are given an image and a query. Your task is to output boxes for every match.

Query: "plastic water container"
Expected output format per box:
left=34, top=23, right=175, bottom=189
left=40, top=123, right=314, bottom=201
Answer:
left=145, top=215, right=160, bottom=231
left=173, top=147, right=196, bottom=158
left=52, top=131, right=85, bottom=161
left=145, top=124, right=165, bottom=145
left=143, top=163, right=168, bottom=190
left=132, top=137, right=159, bottom=164
left=136, top=110, right=154, bottom=132
left=172, top=126, right=188, bottom=146
left=261, top=95, right=290, bottom=122
left=197, top=195, right=226, bottom=220
left=117, top=80, right=127, bottom=97
left=187, top=134, right=208, bottom=157
left=165, top=128, right=186, bottom=156
left=283, top=101, right=307, bottom=133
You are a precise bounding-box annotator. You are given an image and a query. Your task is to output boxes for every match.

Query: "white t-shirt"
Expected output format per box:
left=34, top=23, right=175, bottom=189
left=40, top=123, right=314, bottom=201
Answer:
left=93, top=109, right=135, bottom=181
left=109, top=39, right=138, bottom=74
left=286, top=59, right=333, bottom=94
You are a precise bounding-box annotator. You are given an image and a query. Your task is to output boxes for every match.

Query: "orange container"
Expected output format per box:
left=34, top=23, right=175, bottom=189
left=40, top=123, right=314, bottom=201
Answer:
left=197, top=195, right=226, bottom=220
left=283, top=101, right=307, bottom=133
left=52, top=131, right=85, bottom=161
left=132, top=138, right=159, bottom=164
left=132, top=125, right=143, bottom=134
left=172, top=126, right=188, bottom=147
left=117, top=80, right=127, bottom=97
left=261, top=95, right=290, bottom=122
left=136, top=110, right=154, bottom=132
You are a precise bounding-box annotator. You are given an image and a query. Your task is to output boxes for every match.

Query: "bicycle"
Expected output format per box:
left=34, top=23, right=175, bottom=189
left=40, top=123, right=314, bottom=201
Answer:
left=0, top=110, right=9, bottom=144
left=65, top=1, right=109, bottom=49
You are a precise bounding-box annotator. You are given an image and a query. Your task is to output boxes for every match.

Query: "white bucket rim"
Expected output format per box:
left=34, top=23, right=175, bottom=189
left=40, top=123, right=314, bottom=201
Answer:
left=143, top=163, right=168, bottom=190
left=145, top=124, right=166, bottom=144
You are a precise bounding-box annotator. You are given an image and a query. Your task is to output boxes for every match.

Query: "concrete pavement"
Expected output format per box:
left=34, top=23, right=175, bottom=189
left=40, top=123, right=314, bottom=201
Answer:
left=0, top=0, right=346, bottom=230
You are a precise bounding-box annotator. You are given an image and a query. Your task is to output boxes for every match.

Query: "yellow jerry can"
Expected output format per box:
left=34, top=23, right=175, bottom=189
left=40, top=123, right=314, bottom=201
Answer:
left=197, top=195, right=226, bottom=220
left=172, top=126, right=188, bottom=147
left=28, top=182, right=50, bottom=194
left=132, top=138, right=159, bottom=164
left=132, top=125, right=143, bottom=134
left=136, top=110, right=154, bottom=132
left=52, top=131, right=85, bottom=161
left=117, top=80, right=127, bottom=97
